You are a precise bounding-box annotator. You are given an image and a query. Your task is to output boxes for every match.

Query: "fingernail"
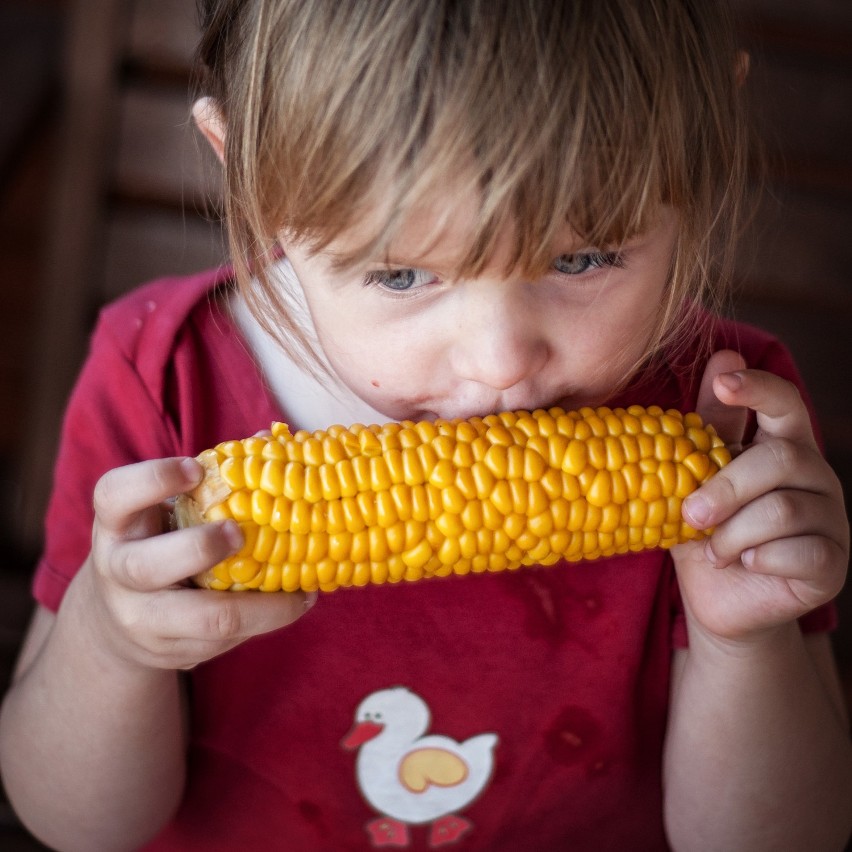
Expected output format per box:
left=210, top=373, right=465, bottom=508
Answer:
left=220, top=519, right=243, bottom=550
left=741, top=547, right=755, bottom=568
left=703, top=538, right=718, bottom=565
left=683, top=494, right=711, bottom=527
left=717, top=371, right=743, bottom=393
left=304, top=591, right=318, bottom=611
left=180, top=456, right=201, bottom=481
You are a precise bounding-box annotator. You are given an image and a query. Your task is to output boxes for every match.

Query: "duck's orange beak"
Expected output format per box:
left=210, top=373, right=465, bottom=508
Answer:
left=342, top=720, right=384, bottom=749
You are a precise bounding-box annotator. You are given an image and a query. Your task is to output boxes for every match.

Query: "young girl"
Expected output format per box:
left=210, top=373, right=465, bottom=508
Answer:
left=2, top=1, right=850, bottom=849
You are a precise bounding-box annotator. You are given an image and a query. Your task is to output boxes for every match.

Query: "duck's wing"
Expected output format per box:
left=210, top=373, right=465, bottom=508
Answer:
left=399, top=747, right=469, bottom=793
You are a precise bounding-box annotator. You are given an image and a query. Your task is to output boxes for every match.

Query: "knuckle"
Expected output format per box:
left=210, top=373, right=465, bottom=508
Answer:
left=814, top=536, right=845, bottom=574
left=92, top=544, right=130, bottom=593
left=764, top=491, right=797, bottom=528
left=208, top=602, right=243, bottom=640
left=807, top=536, right=833, bottom=567
left=707, top=470, right=739, bottom=508
left=784, top=380, right=803, bottom=406
left=765, top=437, right=800, bottom=471
left=809, top=541, right=847, bottom=600
left=120, top=548, right=149, bottom=589
left=109, top=595, right=144, bottom=638
left=92, top=469, right=119, bottom=517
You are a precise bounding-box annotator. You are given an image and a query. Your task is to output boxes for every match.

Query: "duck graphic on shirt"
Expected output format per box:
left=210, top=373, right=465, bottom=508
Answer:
left=342, top=687, right=499, bottom=848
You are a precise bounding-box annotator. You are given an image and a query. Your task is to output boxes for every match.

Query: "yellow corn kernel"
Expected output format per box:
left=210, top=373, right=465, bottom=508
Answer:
left=454, top=468, right=477, bottom=501
left=489, top=479, right=514, bottom=516
left=562, top=439, right=587, bottom=476
left=375, top=490, right=398, bottom=527
left=386, top=521, right=406, bottom=555
left=289, top=500, right=311, bottom=536
left=219, top=456, right=245, bottom=490
left=226, top=491, right=252, bottom=522
left=250, top=489, right=274, bottom=526
left=389, top=483, right=412, bottom=520
left=484, top=444, right=508, bottom=479
left=177, top=405, right=730, bottom=592
left=527, top=481, right=550, bottom=517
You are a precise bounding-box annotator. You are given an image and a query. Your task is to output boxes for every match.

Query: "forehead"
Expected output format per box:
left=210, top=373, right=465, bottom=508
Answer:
left=314, top=181, right=595, bottom=276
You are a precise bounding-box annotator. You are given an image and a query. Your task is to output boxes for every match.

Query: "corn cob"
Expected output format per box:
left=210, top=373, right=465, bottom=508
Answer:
left=175, top=405, right=730, bottom=592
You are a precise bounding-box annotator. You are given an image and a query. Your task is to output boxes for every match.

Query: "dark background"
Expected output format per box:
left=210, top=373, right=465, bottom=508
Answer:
left=1, top=1, right=850, bottom=848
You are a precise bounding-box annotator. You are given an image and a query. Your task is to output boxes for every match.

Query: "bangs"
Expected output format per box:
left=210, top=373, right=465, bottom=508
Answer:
left=227, top=0, right=742, bottom=278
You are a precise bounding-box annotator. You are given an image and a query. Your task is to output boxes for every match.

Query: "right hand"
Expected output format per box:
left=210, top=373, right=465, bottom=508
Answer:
left=78, top=456, right=314, bottom=671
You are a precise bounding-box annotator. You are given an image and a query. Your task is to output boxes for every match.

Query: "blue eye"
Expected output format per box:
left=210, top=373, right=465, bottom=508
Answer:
left=363, top=268, right=434, bottom=292
left=553, top=251, right=623, bottom=275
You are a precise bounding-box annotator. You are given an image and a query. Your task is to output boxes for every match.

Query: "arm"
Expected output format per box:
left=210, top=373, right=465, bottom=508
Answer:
left=0, top=458, right=311, bottom=852
left=663, top=353, right=852, bottom=851
left=665, top=631, right=851, bottom=851
left=1, top=601, right=188, bottom=852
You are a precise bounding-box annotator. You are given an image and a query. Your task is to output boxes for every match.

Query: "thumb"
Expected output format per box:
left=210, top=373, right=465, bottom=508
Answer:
left=694, top=349, right=748, bottom=451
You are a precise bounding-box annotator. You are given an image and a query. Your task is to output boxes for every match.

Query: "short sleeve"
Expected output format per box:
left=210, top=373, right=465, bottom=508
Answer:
left=32, top=319, right=181, bottom=612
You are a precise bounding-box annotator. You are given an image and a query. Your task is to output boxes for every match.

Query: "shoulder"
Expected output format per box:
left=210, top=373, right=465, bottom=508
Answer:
left=95, top=266, right=234, bottom=361
left=61, top=264, right=241, bottom=460
left=86, top=266, right=236, bottom=408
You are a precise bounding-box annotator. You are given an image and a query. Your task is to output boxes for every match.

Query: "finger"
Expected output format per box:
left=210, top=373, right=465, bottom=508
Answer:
left=694, top=349, right=748, bottom=450
left=107, top=588, right=317, bottom=670
left=683, top=439, right=834, bottom=529
left=703, top=489, right=845, bottom=567
left=94, top=458, right=203, bottom=536
left=149, top=587, right=317, bottom=645
left=740, top=535, right=847, bottom=594
left=107, top=520, right=244, bottom=592
left=711, top=368, right=818, bottom=449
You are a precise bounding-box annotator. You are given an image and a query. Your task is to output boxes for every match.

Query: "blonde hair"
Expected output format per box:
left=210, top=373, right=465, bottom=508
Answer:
left=196, top=0, right=753, bottom=381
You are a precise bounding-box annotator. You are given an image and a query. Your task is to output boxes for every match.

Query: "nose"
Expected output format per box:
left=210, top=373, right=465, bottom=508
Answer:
left=448, top=283, right=548, bottom=395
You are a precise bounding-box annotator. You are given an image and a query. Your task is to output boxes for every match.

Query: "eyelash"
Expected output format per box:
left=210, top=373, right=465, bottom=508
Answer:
left=552, top=251, right=624, bottom=276
left=361, top=268, right=438, bottom=296
left=361, top=251, right=625, bottom=294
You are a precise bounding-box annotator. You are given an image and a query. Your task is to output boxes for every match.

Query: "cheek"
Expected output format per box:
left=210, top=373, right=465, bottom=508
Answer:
left=610, top=268, right=667, bottom=335
left=319, top=323, right=416, bottom=397
left=560, top=274, right=666, bottom=376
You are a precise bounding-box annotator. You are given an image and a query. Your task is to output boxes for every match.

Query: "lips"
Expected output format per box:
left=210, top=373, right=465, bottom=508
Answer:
left=396, top=392, right=582, bottom=423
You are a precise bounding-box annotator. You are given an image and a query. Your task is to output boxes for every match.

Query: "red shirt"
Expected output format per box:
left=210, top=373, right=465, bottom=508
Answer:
left=34, top=268, right=835, bottom=851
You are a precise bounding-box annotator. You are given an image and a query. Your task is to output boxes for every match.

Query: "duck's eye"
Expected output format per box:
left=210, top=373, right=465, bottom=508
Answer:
left=553, top=251, right=622, bottom=275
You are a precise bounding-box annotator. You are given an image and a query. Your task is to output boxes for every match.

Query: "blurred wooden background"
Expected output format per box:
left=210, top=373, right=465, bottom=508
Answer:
left=0, top=0, right=850, bottom=848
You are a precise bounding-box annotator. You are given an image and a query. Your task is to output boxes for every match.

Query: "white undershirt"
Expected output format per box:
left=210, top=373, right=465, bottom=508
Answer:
left=228, top=257, right=390, bottom=433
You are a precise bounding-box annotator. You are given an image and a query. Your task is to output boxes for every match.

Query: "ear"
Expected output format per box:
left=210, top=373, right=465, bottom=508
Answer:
left=192, top=96, right=226, bottom=163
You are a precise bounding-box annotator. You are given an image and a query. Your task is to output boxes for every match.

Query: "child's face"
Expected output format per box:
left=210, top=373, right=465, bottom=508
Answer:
left=281, top=199, right=677, bottom=423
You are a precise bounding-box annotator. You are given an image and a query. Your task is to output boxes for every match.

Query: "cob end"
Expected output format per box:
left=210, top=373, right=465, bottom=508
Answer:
left=175, top=450, right=233, bottom=588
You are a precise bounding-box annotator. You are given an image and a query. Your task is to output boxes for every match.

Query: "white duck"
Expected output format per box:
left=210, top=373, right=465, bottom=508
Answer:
left=342, top=687, right=499, bottom=846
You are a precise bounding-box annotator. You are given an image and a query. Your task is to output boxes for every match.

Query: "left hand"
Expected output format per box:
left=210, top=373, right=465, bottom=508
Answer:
left=671, top=350, right=849, bottom=643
